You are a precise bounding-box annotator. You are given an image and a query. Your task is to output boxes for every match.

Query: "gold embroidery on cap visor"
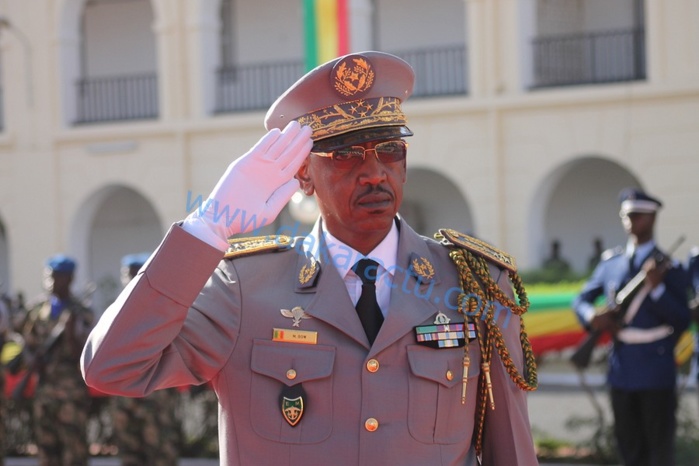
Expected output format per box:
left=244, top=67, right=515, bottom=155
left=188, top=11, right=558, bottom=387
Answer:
left=311, top=140, right=408, bottom=169
left=295, top=96, right=408, bottom=142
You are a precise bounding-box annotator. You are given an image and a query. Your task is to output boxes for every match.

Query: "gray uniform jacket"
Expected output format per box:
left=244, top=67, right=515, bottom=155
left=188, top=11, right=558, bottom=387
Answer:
left=82, top=218, right=537, bottom=465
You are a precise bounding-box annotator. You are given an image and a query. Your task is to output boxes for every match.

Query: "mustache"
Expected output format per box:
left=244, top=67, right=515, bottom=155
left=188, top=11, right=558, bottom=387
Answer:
left=357, top=185, right=394, bottom=199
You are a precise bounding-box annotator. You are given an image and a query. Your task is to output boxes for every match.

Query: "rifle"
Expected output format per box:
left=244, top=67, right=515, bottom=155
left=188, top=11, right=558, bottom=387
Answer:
left=11, top=310, right=70, bottom=400
left=570, top=236, right=685, bottom=370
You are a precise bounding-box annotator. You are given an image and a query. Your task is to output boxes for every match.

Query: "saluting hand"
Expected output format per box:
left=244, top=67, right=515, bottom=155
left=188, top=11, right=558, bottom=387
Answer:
left=186, top=121, right=312, bottom=243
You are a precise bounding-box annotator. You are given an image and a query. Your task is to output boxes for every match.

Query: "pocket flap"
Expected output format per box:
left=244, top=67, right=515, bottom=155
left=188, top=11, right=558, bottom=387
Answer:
left=251, top=339, right=335, bottom=386
left=407, top=345, right=466, bottom=389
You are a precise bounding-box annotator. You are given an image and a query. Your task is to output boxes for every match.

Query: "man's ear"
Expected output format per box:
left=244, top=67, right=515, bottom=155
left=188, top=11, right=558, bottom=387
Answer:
left=295, top=157, right=314, bottom=196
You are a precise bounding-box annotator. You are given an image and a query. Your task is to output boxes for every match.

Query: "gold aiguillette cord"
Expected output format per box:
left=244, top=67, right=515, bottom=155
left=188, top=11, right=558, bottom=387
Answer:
left=461, top=345, right=470, bottom=405
left=482, top=362, right=495, bottom=410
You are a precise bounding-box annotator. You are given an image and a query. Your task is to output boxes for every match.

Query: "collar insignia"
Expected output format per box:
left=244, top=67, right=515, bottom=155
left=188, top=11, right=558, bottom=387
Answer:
left=298, top=257, right=320, bottom=287
left=280, top=306, right=312, bottom=327
left=409, top=253, right=435, bottom=283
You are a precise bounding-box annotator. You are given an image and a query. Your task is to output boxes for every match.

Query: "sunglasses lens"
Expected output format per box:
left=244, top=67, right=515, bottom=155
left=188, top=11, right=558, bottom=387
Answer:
left=375, top=141, right=407, bottom=163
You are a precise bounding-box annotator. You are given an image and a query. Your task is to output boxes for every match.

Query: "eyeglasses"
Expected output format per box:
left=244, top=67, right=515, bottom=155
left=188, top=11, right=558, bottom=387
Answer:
left=311, top=140, right=408, bottom=169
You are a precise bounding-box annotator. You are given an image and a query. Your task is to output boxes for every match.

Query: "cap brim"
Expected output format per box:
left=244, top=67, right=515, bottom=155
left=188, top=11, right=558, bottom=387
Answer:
left=312, top=126, right=413, bottom=152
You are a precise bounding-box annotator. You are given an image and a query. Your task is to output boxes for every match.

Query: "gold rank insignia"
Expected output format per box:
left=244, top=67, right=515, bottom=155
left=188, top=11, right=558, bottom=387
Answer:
left=298, top=257, right=318, bottom=285
left=296, top=255, right=320, bottom=288
left=409, top=253, right=435, bottom=282
left=224, top=235, right=292, bottom=259
left=437, top=229, right=517, bottom=272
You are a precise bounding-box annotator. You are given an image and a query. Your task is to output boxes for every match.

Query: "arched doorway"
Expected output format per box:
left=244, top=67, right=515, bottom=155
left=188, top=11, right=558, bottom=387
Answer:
left=71, top=185, right=163, bottom=316
left=530, top=156, right=641, bottom=274
left=403, top=167, right=473, bottom=238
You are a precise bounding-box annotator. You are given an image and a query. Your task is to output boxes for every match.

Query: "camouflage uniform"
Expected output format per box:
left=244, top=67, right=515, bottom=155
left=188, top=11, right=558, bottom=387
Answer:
left=112, top=252, right=182, bottom=466
left=113, top=388, right=182, bottom=466
left=0, top=354, right=5, bottom=466
left=22, top=296, right=94, bottom=466
left=0, top=298, right=10, bottom=466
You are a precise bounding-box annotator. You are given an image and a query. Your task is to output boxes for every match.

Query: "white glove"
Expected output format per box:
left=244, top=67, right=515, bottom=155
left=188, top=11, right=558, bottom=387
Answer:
left=184, top=121, right=312, bottom=250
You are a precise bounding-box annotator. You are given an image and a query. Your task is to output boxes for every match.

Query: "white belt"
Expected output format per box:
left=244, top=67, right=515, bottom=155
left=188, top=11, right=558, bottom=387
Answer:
left=617, top=325, right=674, bottom=344
left=617, top=282, right=674, bottom=344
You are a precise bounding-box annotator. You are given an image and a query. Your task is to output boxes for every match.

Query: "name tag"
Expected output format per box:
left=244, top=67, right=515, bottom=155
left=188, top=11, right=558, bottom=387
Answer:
left=273, top=328, right=318, bottom=345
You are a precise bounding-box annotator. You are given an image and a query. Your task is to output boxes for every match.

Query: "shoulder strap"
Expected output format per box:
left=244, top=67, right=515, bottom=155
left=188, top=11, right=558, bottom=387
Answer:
left=436, top=229, right=517, bottom=272
left=224, top=235, right=294, bottom=260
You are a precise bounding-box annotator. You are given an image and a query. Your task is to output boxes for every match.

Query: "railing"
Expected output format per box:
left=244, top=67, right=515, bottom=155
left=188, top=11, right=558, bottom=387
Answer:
left=390, top=45, right=468, bottom=98
left=215, top=45, right=469, bottom=113
left=215, top=60, right=305, bottom=113
left=75, top=73, right=158, bottom=124
left=532, top=28, right=646, bottom=88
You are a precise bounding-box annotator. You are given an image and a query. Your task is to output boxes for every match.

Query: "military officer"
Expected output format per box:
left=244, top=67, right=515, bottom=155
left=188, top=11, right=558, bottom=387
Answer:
left=573, top=188, right=690, bottom=466
left=22, top=255, right=94, bottom=466
left=82, top=51, right=538, bottom=465
left=112, top=253, right=182, bottom=466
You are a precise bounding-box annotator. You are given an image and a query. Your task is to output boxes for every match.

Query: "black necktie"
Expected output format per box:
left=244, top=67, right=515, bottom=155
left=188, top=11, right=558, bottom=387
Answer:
left=353, top=259, right=384, bottom=345
left=629, top=251, right=638, bottom=276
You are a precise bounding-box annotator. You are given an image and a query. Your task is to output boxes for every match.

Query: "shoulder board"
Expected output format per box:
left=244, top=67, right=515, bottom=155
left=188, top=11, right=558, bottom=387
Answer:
left=224, top=235, right=293, bottom=260
left=437, top=229, right=516, bottom=272
left=600, top=246, right=624, bottom=262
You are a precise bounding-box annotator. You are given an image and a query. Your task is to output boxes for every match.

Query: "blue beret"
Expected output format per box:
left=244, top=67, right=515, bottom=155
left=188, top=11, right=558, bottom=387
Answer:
left=618, top=188, right=662, bottom=216
left=121, top=252, right=150, bottom=268
left=46, top=254, right=76, bottom=273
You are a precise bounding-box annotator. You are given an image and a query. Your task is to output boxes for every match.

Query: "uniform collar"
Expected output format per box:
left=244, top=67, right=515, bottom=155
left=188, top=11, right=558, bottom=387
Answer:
left=321, top=221, right=399, bottom=280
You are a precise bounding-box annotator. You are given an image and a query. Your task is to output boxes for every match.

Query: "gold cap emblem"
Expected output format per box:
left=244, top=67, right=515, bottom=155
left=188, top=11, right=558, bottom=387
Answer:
left=332, top=55, right=375, bottom=97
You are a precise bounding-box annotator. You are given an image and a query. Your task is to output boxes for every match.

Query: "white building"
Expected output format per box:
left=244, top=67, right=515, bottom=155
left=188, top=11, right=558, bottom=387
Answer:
left=0, top=0, right=697, bottom=314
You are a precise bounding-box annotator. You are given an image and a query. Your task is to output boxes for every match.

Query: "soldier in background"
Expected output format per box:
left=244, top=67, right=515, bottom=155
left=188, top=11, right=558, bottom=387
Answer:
left=573, top=189, right=690, bottom=466
left=21, top=255, right=94, bottom=466
left=0, top=294, right=9, bottom=466
left=687, top=247, right=699, bottom=404
left=112, top=253, right=182, bottom=466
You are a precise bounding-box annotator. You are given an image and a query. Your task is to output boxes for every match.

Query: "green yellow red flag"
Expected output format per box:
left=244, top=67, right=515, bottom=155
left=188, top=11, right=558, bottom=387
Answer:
left=303, top=0, right=349, bottom=71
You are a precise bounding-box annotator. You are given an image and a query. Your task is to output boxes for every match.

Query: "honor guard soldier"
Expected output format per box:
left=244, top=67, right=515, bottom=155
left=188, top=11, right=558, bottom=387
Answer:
left=573, top=188, right=690, bottom=466
left=111, top=253, right=182, bottom=466
left=687, top=247, right=699, bottom=410
left=82, top=51, right=538, bottom=465
left=22, top=255, right=94, bottom=466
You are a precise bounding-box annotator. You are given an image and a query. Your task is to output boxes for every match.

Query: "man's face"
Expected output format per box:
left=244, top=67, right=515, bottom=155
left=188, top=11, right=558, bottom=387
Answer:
left=621, top=211, right=655, bottom=241
left=297, top=139, right=407, bottom=251
left=43, top=269, right=73, bottom=297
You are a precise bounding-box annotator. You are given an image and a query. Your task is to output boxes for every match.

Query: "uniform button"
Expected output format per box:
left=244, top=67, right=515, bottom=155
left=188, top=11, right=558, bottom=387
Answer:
left=286, top=369, right=297, bottom=380
left=365, top=418, right=379, bottom=432
left=366, top=359, right=380, bottom=373
left=446, top=370, right=454, bottom=381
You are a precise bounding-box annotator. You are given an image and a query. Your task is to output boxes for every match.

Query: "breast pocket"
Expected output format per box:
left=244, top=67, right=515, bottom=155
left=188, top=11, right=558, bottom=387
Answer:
left=250, top=339, right=336, bottom=444
left=406, top=341, right=481, bottom=444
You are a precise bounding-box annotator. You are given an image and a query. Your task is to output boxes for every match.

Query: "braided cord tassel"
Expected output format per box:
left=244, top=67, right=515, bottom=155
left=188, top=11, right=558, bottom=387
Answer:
left=445, top=245, right=539, bottom=456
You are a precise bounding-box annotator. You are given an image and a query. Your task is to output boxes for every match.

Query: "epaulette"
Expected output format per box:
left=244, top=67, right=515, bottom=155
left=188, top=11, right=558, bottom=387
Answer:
left=436, top=228, right=517, bottom=273
left=600, top=246, right=624, bottom=262
left=224, top=235, right=293, bottom=260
